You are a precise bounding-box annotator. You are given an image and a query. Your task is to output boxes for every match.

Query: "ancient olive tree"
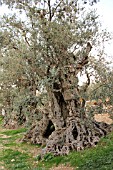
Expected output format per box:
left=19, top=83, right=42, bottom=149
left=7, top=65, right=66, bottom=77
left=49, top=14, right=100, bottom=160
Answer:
left=1, top=0, right=112, bottom=156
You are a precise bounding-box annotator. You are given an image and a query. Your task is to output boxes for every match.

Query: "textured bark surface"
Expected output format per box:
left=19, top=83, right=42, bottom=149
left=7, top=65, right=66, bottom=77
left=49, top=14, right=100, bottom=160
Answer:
left=41, top=98, right=112, bottom=156
left=22, top=90, right=112, bottom=156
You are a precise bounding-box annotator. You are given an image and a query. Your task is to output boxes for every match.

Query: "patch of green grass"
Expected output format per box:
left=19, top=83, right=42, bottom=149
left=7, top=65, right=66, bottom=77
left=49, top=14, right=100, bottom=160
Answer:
left=3, top=142, right=17, bottom=147
left=0, top=137, right=9, bottom=141
left=37, top=131, right=113, bottom=170
left=2, top=128, right=27, bottom=136
left=0, top=124, right=41, bottom=170
left=18, top=141, right=41, bottom=149
left=0, top=149, right=32, bottom=170
left=0, top=116, right=3, bottom=125
left=0, top=133, right=24, bottom=145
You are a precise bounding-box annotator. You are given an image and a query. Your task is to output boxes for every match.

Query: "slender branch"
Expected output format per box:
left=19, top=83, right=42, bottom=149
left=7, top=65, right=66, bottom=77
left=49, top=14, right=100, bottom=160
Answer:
left=51, top=0, right=63, bottom=19
left=47, top=0, right=63, bottom=21
left=48, top=0, right=52, bottom=21
left=90, top=83, right=107, bottom=94
left=22, top=30, right=31, bottom=47
left=83, top=69, right=90, bottom=92
left=76, top=42, right=92, bottom=70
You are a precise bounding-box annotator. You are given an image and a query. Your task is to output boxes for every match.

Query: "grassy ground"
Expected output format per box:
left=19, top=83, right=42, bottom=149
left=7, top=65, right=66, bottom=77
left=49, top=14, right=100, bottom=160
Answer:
left=0, top=116, right=41, bottom=170
left=0, top=116, right=113, bottom=170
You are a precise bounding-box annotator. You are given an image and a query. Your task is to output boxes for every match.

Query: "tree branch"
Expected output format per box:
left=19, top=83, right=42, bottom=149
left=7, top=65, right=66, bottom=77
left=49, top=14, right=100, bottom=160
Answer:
left=84, top=69, right=90, bottom=92
left=76, top=42, right=92, bottom=70
left=48, top=0, right=52, bottom=21
left=51, top=1, right=63, bottom=19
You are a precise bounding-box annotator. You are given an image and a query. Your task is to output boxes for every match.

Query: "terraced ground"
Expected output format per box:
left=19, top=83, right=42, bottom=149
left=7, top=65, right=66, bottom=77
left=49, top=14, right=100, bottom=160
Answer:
left=0, top=116, right=113, bottom=170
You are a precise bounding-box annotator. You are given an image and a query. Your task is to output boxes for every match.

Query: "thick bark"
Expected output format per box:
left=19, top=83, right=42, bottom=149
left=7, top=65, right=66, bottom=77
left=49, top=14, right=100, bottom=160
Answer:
left=22, top=88, right=112, bottom=156
left=41, top=93, right=112, bottom=156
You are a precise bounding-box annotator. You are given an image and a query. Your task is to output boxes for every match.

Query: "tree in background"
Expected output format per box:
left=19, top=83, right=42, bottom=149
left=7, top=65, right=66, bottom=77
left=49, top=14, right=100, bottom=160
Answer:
left=0, top=0, right=112, bottom=156
left=0, top=28, right=46, bottom=126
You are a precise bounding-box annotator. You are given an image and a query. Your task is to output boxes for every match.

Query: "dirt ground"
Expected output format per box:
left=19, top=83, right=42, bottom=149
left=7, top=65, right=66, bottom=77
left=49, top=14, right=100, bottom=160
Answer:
left=94, top=113, right=113, bottom=124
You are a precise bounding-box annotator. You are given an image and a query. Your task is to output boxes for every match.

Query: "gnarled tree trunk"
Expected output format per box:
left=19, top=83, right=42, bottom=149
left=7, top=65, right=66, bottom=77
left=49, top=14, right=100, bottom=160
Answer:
left=22, top=43, right=113, bottom=156
left=41, top=85, right=112, bottom=156
left=23, top=77, right=112, bottom=156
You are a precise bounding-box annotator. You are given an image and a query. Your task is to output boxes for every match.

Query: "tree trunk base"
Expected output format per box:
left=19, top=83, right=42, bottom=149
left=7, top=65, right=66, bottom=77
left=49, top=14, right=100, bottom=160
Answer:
left=22, top=115, right=113, bottom=156
left=42, top=117, right=112, bottom=156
